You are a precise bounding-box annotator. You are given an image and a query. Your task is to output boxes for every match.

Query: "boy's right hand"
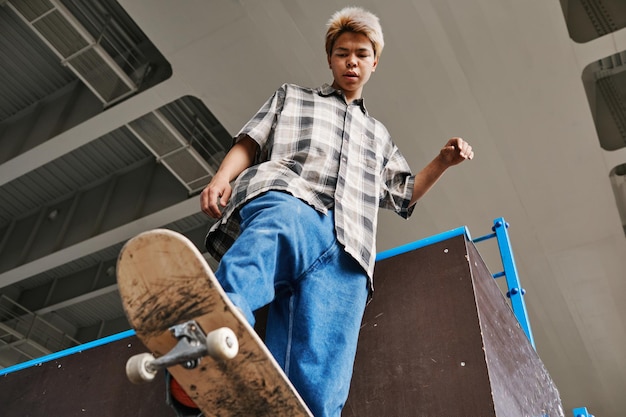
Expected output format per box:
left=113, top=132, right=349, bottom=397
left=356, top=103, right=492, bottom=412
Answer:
left=200, top=174, right=232, bottom=219
left=199, top=135, right=259, bottom=219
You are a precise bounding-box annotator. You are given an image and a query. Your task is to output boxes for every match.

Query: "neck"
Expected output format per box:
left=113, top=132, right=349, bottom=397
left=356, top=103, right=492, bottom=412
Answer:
left=331, top=82, right=362, bottom=104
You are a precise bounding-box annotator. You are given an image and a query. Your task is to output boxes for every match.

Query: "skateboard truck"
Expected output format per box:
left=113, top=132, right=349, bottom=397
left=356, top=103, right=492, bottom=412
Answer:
left=126, top=320, right=239, bottom=384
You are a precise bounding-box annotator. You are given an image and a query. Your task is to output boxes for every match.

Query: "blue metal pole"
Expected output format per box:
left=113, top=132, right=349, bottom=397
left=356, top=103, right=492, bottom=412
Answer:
left=0, top=329, right=136, bottom=376
left=492, top=217, right=536, bottom=349
left=572, top=406, right=593, bottom=417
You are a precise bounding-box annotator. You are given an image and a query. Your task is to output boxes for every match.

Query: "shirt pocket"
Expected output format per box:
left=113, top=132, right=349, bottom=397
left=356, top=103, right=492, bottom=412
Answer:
left=361, top=133, right=381, bottom=172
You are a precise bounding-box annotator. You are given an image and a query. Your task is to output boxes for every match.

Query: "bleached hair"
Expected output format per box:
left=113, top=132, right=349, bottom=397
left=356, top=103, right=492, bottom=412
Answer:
left=325, top=6, right=384, bottom=58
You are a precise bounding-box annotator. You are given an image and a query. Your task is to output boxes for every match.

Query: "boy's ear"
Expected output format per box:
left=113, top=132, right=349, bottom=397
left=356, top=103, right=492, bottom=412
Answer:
left=372, top=57, right=379, bottom=72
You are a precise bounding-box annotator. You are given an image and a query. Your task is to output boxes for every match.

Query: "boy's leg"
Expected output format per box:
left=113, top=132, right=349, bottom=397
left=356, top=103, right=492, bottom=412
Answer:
left=212, top=191, right=368, bottom=416
left=213, top=191, right=339, bottom=325
left=264, top=223, right=369, bottom=417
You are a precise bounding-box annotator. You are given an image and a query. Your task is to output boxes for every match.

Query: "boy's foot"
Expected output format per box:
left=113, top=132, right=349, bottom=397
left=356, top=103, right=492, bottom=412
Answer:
left=170, top=376, right=200, bottom=410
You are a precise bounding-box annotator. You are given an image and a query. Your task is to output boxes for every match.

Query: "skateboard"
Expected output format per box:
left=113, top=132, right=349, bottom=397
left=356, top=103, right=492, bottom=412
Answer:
left=117, top=228, right=313, bottom=417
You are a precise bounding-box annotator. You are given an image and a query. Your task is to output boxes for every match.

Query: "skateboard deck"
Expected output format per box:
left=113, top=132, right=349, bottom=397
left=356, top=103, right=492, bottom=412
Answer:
left=117, top=228, right=312, bottom=417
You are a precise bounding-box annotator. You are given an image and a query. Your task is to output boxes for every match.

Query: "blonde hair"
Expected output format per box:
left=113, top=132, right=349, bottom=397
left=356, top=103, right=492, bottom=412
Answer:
left=325, top=7, right=384, bottom=58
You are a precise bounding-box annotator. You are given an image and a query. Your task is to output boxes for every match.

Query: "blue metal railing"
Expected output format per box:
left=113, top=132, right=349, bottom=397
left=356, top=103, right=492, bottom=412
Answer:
left=0, top=329, right=135, bottom=376
left=472, top=217, right=535, bottom=349
left=572, top=407, right=594, bottom=417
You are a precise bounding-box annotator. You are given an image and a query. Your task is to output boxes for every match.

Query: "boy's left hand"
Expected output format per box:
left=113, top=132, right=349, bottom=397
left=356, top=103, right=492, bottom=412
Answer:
left=440, top=137, right=474, bottom=167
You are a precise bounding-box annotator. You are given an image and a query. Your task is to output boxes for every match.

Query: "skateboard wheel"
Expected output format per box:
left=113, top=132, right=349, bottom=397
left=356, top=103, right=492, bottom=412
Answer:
left=126, top=352, right=157, bottom=384
left=205, top=327, right=239, bottom=360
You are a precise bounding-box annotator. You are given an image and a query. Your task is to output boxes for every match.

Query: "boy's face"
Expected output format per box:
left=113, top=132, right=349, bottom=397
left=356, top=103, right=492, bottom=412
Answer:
left=328, top=31, right=379, bottom=103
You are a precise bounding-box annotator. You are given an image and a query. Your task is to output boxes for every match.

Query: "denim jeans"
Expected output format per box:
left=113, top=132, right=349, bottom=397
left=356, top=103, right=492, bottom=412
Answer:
left=214, top=191, right=369, bottom=417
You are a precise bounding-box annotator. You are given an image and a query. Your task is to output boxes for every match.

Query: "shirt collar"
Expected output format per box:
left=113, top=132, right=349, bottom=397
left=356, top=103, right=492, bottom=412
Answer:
left=318, top=83, right=369, bottom=116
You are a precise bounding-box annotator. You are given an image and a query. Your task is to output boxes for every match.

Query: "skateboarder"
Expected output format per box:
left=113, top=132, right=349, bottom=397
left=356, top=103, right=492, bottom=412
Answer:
left=174, top=6, right=473, bottom=417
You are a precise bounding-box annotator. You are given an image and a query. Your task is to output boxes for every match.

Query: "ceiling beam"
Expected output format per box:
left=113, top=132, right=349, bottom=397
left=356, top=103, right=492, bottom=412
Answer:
left=0, top=76, right=189, bottom=188
left=0, top=198, right=200, bottom=288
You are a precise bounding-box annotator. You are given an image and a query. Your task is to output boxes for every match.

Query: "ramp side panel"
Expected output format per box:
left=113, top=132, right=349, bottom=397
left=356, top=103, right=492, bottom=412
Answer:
left=0, top=335, right=171, bottom=417
left=344, top=234, right=563, bottom=416
left=468, top=242, right=563, bottom=416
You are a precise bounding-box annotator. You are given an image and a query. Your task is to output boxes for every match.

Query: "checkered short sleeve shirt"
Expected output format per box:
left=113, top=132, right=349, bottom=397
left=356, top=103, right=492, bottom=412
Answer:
left=205, top=83, right=415, bottom=279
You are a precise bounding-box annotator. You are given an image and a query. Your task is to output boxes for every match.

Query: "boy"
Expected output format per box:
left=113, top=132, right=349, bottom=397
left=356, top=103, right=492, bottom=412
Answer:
left=189, top=6, right=473, bottom=417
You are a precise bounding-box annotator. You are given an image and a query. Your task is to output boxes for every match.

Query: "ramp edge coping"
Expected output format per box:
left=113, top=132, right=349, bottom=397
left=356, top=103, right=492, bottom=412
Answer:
left=0, top=329, right=136, bottom=376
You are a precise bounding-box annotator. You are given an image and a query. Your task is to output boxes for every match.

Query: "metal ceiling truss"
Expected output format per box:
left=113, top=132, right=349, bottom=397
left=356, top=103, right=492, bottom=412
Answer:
left=6, top=0, right=140, bottom=105
left=0, top=294, right=80, bottom=367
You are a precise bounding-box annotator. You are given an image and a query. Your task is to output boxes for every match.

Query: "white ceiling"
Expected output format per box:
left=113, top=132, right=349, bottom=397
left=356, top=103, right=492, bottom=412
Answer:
left=1, top=0, right=626, bottom=415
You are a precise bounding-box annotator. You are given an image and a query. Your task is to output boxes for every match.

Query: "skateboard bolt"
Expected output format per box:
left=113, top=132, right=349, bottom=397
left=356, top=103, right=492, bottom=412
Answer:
left=225, top=336, right=234, bottom=349
left=183, top=359, right=199, bottom=369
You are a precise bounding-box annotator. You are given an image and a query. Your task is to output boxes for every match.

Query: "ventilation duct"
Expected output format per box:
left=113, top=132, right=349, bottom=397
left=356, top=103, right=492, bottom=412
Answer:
left=127, top=109, right=225, bottom=193
left=7, top=0, right=138, bottom=104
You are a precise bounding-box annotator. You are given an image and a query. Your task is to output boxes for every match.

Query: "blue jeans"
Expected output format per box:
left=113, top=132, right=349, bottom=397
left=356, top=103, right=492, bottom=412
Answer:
left=215, top=191, right=369, bottom=417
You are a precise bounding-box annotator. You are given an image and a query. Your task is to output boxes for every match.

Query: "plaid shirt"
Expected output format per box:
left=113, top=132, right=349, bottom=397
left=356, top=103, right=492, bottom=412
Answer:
left=205, top=83, right=415, bottom=279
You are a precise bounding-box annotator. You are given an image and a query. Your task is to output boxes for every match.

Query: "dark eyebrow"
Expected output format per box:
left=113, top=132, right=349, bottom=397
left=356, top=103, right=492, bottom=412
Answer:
left=334, top=46, right=372, bottom=53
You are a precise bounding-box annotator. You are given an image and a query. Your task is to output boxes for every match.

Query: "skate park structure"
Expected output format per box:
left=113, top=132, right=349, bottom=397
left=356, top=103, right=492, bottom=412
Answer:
left=1, top=221, right=578, bottom=416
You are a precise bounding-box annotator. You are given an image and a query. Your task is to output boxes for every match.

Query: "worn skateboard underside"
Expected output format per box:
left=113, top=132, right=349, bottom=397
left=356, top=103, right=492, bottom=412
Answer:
left=117, top=229, right=311, bottom=417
